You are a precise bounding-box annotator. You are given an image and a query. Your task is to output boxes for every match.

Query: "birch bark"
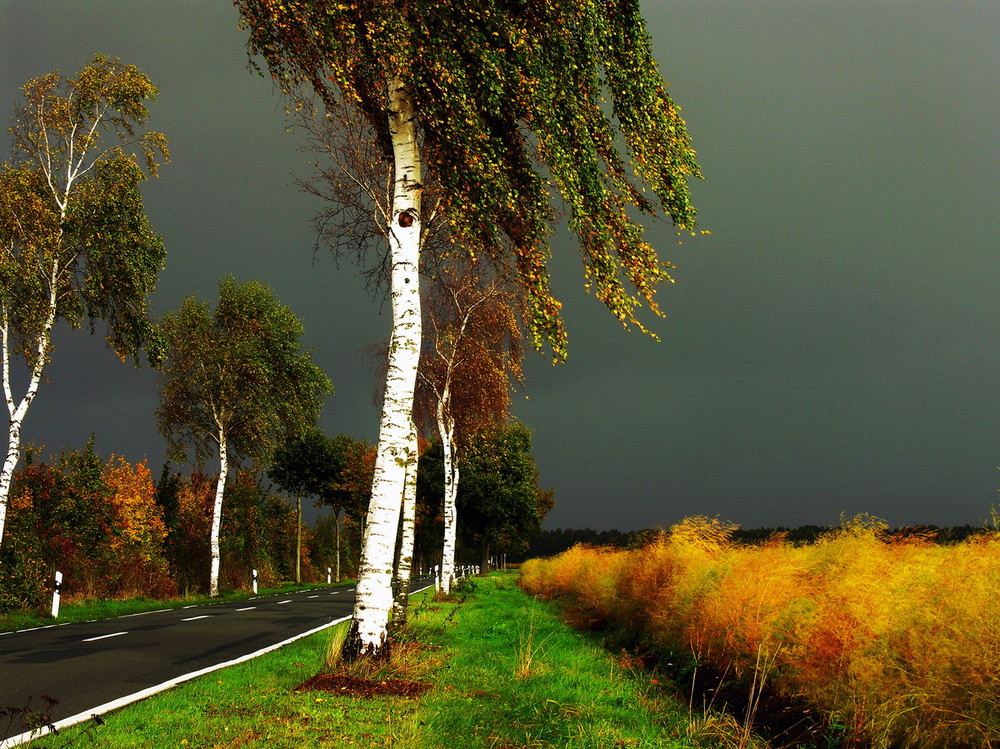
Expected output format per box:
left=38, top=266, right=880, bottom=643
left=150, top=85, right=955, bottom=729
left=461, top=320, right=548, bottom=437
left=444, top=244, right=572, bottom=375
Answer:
left=438, top=399, right=458, bottom=594
left=209, top=431, right=228, bottom=597
left=391, top=419, right=418, bottom=626
left=344, top=77, right=422, bottom=660
left=0, top=262, right=59, bottom=544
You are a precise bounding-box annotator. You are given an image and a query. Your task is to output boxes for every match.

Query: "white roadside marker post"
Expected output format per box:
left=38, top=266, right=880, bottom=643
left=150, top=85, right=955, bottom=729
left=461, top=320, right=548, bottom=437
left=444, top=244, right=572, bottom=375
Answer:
left=326, top=566, right=331, bottom=585
left=252, top=568, right=258, bottom=595
left=51, top=570, right=63, bottom=618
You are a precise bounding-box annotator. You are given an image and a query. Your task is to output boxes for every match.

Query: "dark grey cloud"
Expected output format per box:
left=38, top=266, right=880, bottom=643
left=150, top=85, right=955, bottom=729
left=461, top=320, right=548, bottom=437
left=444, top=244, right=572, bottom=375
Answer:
left=2, top=0, right=998, bottom=531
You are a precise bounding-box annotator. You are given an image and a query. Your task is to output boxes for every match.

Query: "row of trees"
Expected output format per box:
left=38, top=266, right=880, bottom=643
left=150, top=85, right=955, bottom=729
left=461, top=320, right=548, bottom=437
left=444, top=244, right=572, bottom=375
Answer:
left=0, top=421, right=548, bottom=613
left=0, top=57, right=548, bottom=614
left=4, top=0, right=703, bottom=664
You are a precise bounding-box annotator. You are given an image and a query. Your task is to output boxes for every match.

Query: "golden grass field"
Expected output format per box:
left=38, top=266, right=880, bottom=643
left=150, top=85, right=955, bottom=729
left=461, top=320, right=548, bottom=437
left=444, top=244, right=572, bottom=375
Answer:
left=520, top=516, right=1000, bottom=748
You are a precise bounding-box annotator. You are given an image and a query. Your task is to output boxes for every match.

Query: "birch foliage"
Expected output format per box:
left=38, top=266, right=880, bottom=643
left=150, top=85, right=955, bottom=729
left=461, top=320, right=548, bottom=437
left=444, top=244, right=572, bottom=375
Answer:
left=238, top=0, right=700, bottom=358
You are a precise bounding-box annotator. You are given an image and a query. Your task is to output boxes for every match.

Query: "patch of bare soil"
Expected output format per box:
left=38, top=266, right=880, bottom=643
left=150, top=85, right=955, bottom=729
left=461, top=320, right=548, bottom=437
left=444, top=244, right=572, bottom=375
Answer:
left=295, top=673, right=431, bottom=699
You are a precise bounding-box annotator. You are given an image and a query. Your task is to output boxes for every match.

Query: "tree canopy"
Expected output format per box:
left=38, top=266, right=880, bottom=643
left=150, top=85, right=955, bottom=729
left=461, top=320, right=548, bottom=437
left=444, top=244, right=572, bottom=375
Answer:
left=156, top=276, right=333, bottom=469
left=268, top=427, right=344, bottom=501
left=237, top=0, right=701, bottom=360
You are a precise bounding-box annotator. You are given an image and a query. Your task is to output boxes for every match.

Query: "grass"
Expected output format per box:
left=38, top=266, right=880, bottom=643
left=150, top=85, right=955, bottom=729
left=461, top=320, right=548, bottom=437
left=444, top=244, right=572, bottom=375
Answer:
left=15, top=573, right=722, bottom=748
left=0, top=581, right=356, bottom=633
left=520, top=518, right=1000, bottom=747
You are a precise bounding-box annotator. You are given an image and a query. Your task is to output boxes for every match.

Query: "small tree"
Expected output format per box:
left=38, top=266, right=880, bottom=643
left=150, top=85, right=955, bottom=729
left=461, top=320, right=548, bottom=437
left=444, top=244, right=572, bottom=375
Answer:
left=323, top=433, right=376, bottom=581
left=156, top=277, right=332, bottom=596
left=416, top=266, right=523, bottom=592
left=0, top=55, right=168, bottom=547
left=457, top=421, right=547, bottom=572
left=267, top=427, right=344, bottom=583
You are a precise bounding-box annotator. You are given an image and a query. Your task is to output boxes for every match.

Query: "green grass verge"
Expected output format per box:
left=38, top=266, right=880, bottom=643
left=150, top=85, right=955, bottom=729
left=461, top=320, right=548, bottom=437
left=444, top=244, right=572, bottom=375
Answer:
left=20, top=574, right=705, bottom=748
left=0, top=581, right=357, bottom=633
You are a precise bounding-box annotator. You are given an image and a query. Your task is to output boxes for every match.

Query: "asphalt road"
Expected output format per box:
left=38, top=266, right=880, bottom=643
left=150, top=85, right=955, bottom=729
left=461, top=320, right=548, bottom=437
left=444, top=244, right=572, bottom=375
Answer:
left=0, top=578, right=433, bottom=745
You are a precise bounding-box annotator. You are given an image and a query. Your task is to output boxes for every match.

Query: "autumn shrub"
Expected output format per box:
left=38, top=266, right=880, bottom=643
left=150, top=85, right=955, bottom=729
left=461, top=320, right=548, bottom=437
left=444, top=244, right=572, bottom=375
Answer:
left=165, top=470, right=213, bottom=593
left=101, top=456, right=176, bottom=599
left=0, top=446, right=176, bottom=608
left=520, top=515, right=1000, bottom=747
left=0, top=478, right=48, bottom=611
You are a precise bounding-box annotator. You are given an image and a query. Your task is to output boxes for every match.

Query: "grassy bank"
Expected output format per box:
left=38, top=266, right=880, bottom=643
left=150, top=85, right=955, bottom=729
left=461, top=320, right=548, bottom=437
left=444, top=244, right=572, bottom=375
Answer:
left=15, top=574, right=731, bottom=748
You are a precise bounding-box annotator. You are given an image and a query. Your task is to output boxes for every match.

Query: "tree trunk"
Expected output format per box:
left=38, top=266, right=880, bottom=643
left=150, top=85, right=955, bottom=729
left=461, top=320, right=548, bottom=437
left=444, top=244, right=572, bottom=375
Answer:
left=344, top=76, right=422, bottom=661
left=439, top=406, right=458, bottom=594
left=334, top=509, right=341, bottom=583
left=209, top=432, right=229, bottom=597
left=0, top=271, right=59, bottom=548
left=481, top=537, right=491, bottom=576
left=391, top=420, right=418, bottom=627
left=295, top=494, right=302, bottom=584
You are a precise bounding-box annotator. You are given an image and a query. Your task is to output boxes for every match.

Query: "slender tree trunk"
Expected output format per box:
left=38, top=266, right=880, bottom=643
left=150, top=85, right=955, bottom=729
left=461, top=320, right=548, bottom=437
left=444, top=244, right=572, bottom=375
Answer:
left=344, top=77, right=422, bottom=661
left=391, top=419, right=418, bottom=626
left=209, top=432, right=229, bottom=597
left=481, top=537, right=490, bottom=576
left=295, top=494, right=302, bottom=584
left=335, top=508, right=341, bottom=582
left=438, top=403, right=458, bottom=594
left=0, top=269, right=59, bottom=548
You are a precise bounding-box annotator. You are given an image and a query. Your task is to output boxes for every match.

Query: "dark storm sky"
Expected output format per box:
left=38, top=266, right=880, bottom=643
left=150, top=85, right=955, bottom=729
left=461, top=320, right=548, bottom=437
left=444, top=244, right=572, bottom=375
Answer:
left=1, top=1, right=998, bottom=531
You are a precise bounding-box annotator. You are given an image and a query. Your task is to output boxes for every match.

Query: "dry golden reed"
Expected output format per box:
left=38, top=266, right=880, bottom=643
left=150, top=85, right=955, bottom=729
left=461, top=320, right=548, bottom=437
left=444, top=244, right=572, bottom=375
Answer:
left=520, top=516, right=1000, bottom=748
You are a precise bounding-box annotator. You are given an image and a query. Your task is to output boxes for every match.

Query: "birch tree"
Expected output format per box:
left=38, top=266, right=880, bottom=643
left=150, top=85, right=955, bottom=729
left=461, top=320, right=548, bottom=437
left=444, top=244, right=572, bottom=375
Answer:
left=237, top=0, right=701, bottom=659
left=416, top=267, right=523, bottom=593
left=0, top=55, right=168, bottom=548
left=156, top=277, right=332, bottom=596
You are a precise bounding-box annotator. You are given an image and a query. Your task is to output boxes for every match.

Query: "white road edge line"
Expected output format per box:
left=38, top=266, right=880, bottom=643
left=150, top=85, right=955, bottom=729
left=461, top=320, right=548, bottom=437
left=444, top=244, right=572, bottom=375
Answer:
left=0, top=583, right=432, bottom=749
left=82, top=632, right=127, bottom=643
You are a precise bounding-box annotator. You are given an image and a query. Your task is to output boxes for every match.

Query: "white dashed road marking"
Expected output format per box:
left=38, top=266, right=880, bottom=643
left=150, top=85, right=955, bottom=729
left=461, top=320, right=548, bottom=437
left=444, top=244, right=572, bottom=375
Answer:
left=82, top=632, right=127, bottom=642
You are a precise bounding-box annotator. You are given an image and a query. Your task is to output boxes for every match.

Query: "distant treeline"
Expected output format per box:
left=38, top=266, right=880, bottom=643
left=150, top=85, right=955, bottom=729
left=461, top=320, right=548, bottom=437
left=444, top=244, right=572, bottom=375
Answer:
left=524, top=523, right=995, bottom=559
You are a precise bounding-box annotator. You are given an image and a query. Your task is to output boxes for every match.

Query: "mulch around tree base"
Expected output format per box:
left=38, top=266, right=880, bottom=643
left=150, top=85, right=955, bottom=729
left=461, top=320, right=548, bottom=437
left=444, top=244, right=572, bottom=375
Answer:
left=295, top=673, right=431, bottom=699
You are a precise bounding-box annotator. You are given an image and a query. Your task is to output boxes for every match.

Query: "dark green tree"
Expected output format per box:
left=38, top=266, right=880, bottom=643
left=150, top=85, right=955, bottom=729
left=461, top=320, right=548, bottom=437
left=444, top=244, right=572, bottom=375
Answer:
left=456, top=421, right=547, bottom=572
left=267, top=427, right=344, bottom=583
left=156, top=277, right=333, bottom=595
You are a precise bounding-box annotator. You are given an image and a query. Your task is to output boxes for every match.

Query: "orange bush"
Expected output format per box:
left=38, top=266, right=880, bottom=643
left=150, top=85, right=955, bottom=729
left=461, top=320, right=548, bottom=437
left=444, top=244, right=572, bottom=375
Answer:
left=520, top=516, right=1000, bottom=747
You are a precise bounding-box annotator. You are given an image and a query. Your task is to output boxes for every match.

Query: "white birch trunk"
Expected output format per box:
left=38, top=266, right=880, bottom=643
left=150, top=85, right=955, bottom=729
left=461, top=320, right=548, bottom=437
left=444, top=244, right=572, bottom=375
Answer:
left=209, top=432, right=228, bottom=597
left=438, top=400, right=458, bottom=595
left=391, top=419, right=418, bottom=624
left=345, top=76, right=422, bottom=659
left=0, top=267, right=59, bottom=547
